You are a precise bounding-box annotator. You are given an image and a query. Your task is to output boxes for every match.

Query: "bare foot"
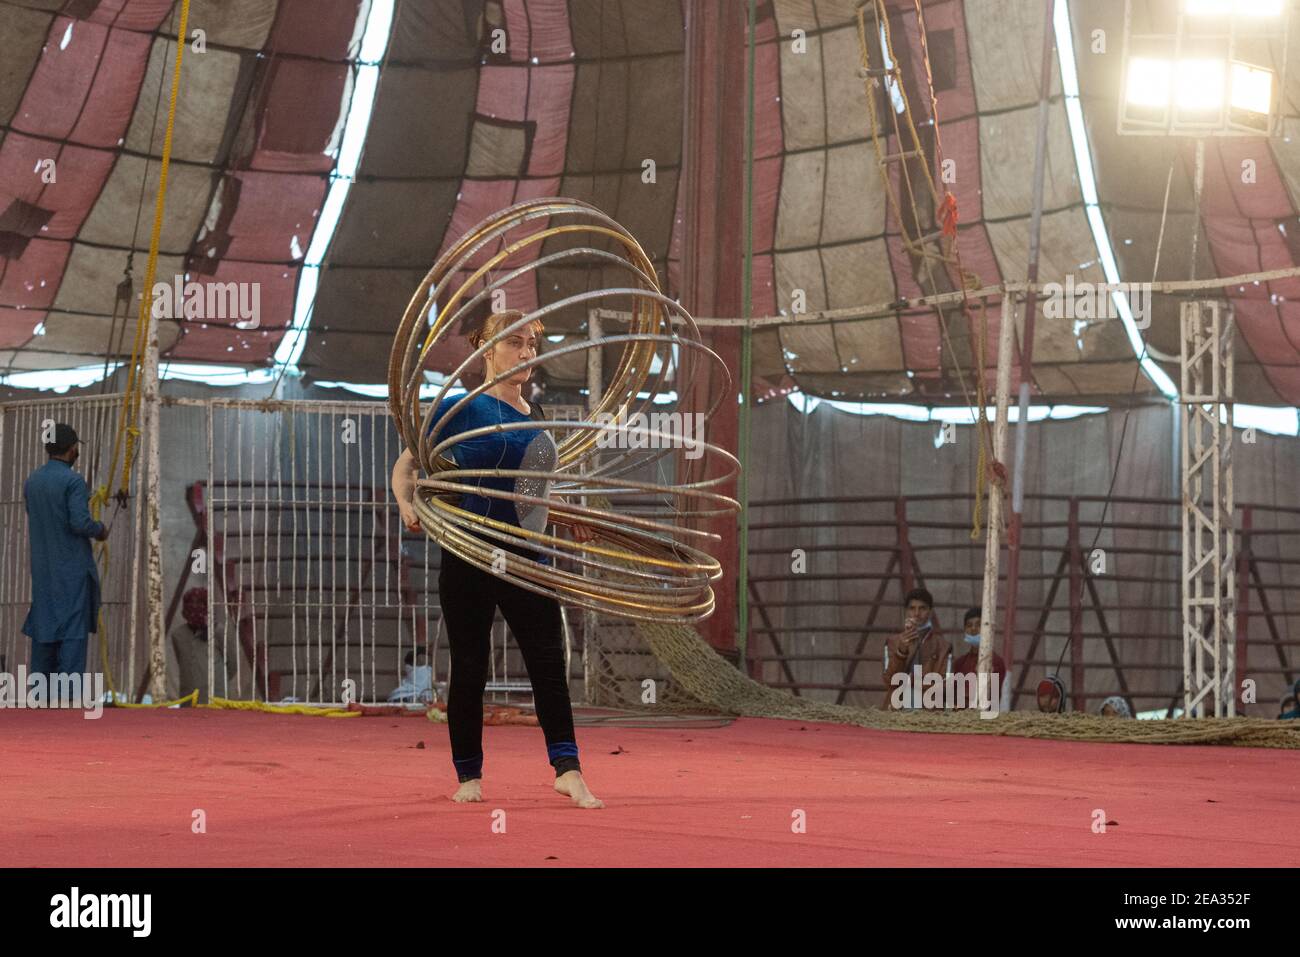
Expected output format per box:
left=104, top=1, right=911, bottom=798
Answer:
left=451, top=779, right=483, bottom=803
left=554, top=770, right=604, bottom=808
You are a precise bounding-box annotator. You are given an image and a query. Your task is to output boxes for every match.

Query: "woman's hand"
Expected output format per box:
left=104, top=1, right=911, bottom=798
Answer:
left=569, top=522, right=596, bottom=544
left=391, top=448, right=421, bottom=532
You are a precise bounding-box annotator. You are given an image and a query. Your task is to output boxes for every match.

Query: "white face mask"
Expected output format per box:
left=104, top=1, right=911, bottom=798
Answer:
left=963, top=632, right=981, bottom=646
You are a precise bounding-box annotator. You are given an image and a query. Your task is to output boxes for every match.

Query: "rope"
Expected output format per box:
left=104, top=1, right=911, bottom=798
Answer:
left=855, top=1, right=1000, bottom=543
left=1050, top=159, right=1181, bottom=690
left=97, top=22, right=172, bottom=397
left=574, top=493, right=1295, bottom=747
left=89, top=0, right=192, bottom=701
left=191, top=699, right=537, bottom=723
left=110, top=689, right=199, bottom=709
left=98, top=272, right=134, bottom=395
left=908, top=0, right=998, bottom=537
left=202, top=697, right=361, bottom=718
left=635, top=615, right=1300, bottom=748
left=686, top=262, right=1300, bottom=328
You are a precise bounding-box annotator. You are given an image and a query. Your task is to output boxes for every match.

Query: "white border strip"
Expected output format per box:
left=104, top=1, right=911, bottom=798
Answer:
left=1055, top=0, right=1179, bottom=398
left=273, top=0, right=396, bottom=374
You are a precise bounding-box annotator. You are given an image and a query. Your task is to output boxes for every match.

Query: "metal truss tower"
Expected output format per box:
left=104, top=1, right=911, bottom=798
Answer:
left=1180, top=300, right=1236, bottom=718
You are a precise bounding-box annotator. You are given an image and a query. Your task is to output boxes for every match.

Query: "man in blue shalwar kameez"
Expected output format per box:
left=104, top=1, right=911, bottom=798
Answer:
left=23, top=423, right=108, bottom=692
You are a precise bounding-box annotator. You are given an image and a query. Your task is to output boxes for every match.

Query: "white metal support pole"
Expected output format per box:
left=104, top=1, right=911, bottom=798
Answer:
left=581, top=310, right=603, bottom=704
left=127, top=391, right=143, bottom=699
left=206, top=401, right=215, bottom=701
left=1222, top=308, right=1235, bottom=714
left=1191, top=139, right=1205, bottom=281
left=144, top=303, right=166, bottom=701
left=586, top=311, right=604, bottom=407
left=977, top=294, right=1018, bottom=709
left=1180, top=300, right=1235, bottom=718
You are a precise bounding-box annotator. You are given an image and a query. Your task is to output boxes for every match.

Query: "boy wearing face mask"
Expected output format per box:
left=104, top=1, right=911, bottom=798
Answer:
left=951, top=607, right=1011, bottom=712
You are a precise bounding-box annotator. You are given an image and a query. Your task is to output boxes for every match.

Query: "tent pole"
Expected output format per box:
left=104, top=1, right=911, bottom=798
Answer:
left=144, top=304, right=166, bottom=701
left=978, top=294, right=1019, bottom=707
left=583, top=311, right=601, bottom=703
left=1191, top=137, right=1205, bottom=282
left=736, top=0, right=756, bottom=672
left=1003, top=0, right=1056, bottom=686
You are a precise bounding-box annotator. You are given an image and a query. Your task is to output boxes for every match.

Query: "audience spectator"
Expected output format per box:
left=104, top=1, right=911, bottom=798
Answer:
left=950, top=606, right=1011, bottom=711
left=1036, top=674, right=1066, bottom=713
left=166, top=586, right=235, bottom=702
left=388, top=649, right=434, bottom=704
left=881, top=587, right=950, bottom=710
left=1098, top=695, right=1133, bottom=718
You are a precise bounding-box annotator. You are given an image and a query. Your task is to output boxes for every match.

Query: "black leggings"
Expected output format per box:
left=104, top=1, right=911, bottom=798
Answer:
left=438, top=547, right=581, bottom=782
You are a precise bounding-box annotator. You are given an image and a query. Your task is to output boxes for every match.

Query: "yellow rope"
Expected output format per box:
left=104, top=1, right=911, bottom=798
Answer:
left=201, top=697, right=361, bottom=718
left=112, top=689, right=199, bottom=709
left=906, top=0, right=997, bottom=538
left=89, top=0, right=191, bottom=702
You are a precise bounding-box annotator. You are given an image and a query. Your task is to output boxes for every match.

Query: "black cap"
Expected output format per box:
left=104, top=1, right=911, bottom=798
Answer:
left=45, top=423, right=82, bottom=455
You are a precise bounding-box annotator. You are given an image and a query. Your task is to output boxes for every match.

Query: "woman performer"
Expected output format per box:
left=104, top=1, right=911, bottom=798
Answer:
left=391, top=310, right=603, bottom=809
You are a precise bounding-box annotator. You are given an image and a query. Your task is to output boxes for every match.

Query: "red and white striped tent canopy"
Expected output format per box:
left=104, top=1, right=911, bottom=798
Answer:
left=1, top=0, right=1297, bottom=404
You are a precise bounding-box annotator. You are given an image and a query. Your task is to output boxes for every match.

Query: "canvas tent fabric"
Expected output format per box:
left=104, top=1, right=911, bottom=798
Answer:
left=746, top=397, right=1300, bottom=711
left=0, top=0, right=1297, bottom=404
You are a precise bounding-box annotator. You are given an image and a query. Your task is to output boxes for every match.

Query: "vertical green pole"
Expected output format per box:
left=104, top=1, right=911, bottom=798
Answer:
left=737, top=0, right=756, bottom=671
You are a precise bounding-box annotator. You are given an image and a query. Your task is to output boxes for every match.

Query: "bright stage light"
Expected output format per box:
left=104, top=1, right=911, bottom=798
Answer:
left=1185, top=0, right=1285, bottom=16
left=1124, top=58, right=1226, bottom=112
left=1122, top=0, right=1288, bottom=137
left=1175, top=58, right=1226, bottom=110
left=1124, top=57, right=1274, bottom=117
left=1125, top=58, right=1171, bottom=107
left=1230, top=61, right=1273, bottom=113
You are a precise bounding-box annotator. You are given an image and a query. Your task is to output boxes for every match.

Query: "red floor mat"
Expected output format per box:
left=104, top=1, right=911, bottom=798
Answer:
left=2, top=709, right=1297, bottom=867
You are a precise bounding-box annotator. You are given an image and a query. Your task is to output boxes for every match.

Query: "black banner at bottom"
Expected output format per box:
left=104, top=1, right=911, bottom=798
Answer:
left=0, top=867, right=1288, bottom=945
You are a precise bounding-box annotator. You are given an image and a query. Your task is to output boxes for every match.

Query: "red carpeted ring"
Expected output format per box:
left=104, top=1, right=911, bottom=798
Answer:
left=4, top=709, right=1297, bottom=867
